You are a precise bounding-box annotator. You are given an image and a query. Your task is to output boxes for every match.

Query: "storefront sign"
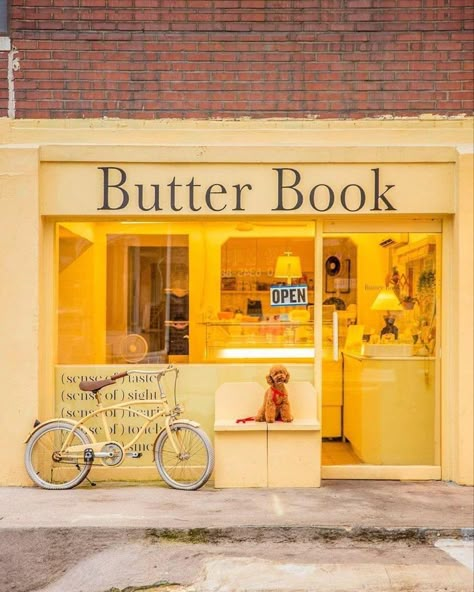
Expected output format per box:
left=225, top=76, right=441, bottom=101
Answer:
left=270, top=285, right=308, bottom=307
left=97, top=166, right=396, bottom=214
left=40, top=161, right=454, bottom=215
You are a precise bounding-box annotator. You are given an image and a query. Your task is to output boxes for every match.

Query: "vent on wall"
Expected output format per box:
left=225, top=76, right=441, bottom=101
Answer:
left=379, top=234, right=409, bottom=248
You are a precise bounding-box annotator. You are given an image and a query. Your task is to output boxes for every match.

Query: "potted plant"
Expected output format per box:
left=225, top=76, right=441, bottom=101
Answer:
left=400, top=295, right=418, bottom=310
left=417, top=269, right=436, bottom=312
left=417, top=269, right=436, bottom=292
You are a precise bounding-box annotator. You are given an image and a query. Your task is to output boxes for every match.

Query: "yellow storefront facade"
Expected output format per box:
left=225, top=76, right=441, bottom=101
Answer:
left=0, top=118, right=472, bottom=486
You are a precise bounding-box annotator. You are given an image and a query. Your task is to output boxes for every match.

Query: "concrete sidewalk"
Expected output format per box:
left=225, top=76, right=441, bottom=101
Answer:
left=1, top=480, right=473, bottom=592
left=0, top=480, right=473, bottom=540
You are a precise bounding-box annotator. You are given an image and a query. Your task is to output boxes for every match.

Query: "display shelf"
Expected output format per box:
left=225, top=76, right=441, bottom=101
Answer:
left=201, top=320, right=314, bottom=360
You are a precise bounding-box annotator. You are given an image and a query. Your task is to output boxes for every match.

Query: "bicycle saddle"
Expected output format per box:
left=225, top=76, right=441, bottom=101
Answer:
left=79, top=378, right=116, bottom=393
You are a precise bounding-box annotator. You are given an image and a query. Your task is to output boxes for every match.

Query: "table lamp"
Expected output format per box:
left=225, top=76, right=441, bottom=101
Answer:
left=371, top=287, right=403, bottom=339
left=274, top=252, right=302, bottom=285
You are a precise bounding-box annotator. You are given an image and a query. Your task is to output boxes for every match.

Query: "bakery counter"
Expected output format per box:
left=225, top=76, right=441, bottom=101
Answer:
left=201, top=320, right=314, bottom=361
left=342, top=351, right=437, bottom=465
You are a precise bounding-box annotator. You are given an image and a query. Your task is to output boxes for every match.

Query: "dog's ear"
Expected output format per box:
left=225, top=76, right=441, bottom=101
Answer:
left=284, top=370, right=290, bottom=383
left=266, top=374, right=274, bottom=385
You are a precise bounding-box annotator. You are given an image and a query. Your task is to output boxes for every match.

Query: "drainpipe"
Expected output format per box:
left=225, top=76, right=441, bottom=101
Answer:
left=8, top=45, right=19, bottom=118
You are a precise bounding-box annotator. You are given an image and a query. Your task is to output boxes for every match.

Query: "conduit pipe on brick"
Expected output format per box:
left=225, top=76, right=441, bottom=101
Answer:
left=8, top=46, right=19, bottom=119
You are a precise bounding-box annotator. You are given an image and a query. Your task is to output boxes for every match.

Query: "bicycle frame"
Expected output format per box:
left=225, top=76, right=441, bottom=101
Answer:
left=25, top=368, right=197, bottom=463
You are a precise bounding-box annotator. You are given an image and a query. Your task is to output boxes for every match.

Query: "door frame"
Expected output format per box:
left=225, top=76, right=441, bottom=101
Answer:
left=318, top=218, right=443, bottom=480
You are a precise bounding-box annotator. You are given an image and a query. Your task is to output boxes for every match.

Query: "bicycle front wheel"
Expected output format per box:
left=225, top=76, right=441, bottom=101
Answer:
left=154, top=422, right=214, bottom=491
left=24, top=421, right=92, bottom=490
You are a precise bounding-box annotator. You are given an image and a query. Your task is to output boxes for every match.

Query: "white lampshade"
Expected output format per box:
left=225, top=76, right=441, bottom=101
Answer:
left=274, top=252, right=302, bottom=285
left=371, top=288, right=403, bottom=312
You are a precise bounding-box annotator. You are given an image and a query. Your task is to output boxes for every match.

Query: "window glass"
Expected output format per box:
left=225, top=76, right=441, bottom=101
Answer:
left=56, top=221, right=315, bottom=365
left=0, top=1, right=8, bottom=35
left=56, top=223, right=441, bottom=468
left=107, top=234, right=189, bottom=364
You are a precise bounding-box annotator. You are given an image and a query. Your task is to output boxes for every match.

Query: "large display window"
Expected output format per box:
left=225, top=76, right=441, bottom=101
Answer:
left=56, top=220, right=441, bottom=469
left=57, top=222, right=439, bottom=368
left=56, top=220, right=316, bottom=365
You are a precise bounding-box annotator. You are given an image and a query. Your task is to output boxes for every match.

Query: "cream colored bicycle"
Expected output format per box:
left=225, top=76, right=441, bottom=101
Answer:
left=24, top=365, right=214, bottom=490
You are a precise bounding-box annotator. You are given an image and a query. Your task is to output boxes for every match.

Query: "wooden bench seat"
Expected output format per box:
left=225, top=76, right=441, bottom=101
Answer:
left=214, top=382, right=267, bottom=487
left=214, top=381, right=321, bottom=488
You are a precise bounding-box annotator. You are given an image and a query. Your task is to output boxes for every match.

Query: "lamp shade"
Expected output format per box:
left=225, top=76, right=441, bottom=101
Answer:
left=274, top=253, right=302, bottom=285
left=371, top=288, right=403, bottom=311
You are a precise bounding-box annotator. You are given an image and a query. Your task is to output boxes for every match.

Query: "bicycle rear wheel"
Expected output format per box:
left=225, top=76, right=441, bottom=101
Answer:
left=154, top=422, right=214, bottom=490
left=24, top=421, right=92, bottom=490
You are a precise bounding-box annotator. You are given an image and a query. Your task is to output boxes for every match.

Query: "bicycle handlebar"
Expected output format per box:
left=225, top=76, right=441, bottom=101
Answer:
left=110, top=371, right=129, bottom=380
left=112, top=365, right=178, bottom=380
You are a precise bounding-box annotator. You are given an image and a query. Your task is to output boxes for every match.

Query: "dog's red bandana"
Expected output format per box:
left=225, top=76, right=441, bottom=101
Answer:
left=271, top=386, right=285, bottom=404
left=235, top=386, right=285, bottom=423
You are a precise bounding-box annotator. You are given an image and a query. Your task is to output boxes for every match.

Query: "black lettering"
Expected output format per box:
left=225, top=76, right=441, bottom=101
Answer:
left=371, top=168, right=396, bottom=211
left=98, top=166, right=129, bottom=210
left=136, top=184, right=162, bottom=211
left=272, top=168, right=303, bottom=211
left=232, top=183, right=251, bottom=211
left=151, top=185, right=163, bottom=211
left=206, top=184, right=227, bottom=212
left=341, top=184, right=366, bottom=212
left=187, top=178, right=202, bottom=212
left=168, top=178, right=183, bottom=211
left=309, top=184, right=335, bottom=212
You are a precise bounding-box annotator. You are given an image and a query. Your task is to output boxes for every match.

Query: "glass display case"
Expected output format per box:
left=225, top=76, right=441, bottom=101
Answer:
left=202, top=319, right=314, bottom=361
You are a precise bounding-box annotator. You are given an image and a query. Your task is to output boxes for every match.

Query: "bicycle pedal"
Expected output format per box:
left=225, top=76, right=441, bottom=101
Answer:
left=126, top=451, right=142, bottom=459
left=84, top=448, right=95, bottom=462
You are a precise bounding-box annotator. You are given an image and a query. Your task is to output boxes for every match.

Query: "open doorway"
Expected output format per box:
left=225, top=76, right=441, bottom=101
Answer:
left=321, top=231, right=440, bottom=469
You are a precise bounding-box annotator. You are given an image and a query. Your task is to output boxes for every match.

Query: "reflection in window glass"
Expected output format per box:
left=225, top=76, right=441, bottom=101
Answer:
left=56, top=221, right=316, bottom=365
left=220, top=236, right=314, bottom=318
left=107, top=235, right=189, bottom=364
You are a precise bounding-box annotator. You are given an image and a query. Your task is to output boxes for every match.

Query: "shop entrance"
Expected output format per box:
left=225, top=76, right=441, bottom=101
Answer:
left=320, top=225, right=441, bottom=476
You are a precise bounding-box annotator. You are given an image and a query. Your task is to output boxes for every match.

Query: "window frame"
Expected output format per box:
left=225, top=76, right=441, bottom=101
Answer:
left=0, top=1, right=9, bottom=37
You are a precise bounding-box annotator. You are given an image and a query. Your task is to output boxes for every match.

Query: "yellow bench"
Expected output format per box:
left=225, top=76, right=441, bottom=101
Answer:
left=214, top=381, right=321, bottom=488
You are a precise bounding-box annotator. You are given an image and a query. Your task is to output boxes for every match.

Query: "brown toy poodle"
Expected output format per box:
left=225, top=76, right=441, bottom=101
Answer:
left=255, top=364, right=293, bottom=423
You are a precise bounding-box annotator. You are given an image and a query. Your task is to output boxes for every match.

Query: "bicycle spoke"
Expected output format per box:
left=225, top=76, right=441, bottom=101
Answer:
left=25, top=422, right=92, bottom=490
left=154, top=423, right=213, bottom=490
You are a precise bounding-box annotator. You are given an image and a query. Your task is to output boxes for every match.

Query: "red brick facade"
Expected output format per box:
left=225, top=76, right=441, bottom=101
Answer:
left=1, top=0, right=473, bottom=119
left=0, top=51, right=7, bottom=116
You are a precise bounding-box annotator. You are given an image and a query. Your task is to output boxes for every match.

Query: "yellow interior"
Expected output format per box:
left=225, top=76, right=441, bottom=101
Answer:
left=56, top=220, right=440, bottom=468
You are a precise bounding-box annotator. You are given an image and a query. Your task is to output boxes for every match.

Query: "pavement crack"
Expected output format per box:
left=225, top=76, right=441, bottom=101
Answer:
left=100, top=583, right=182, bottom=592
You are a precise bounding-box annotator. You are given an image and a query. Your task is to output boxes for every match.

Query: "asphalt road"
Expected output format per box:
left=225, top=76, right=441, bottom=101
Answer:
left=2, top=530, right=473, bottom=592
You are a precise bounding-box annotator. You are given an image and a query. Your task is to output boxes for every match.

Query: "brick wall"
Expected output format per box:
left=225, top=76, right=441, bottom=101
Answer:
left=0, top=51, right=7, bottom=117
left=2, top=0, right=473, bottom=119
